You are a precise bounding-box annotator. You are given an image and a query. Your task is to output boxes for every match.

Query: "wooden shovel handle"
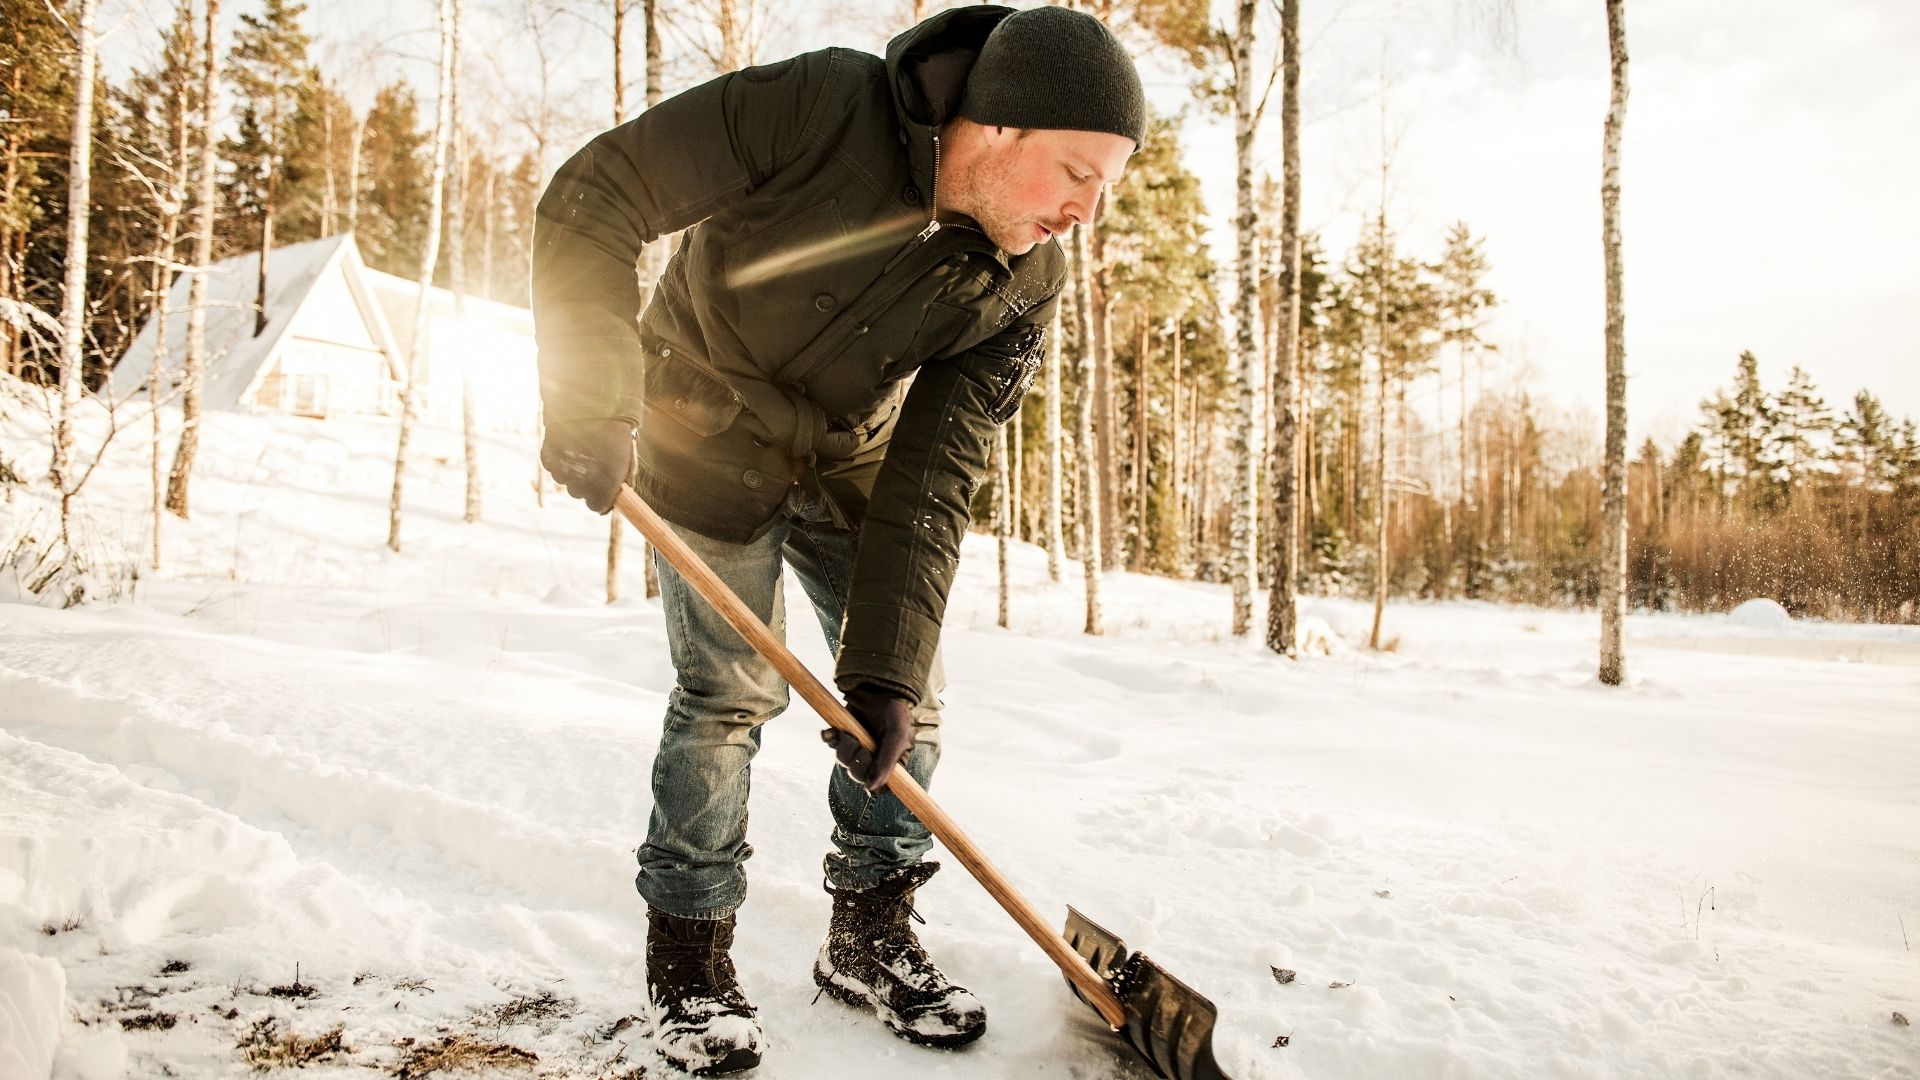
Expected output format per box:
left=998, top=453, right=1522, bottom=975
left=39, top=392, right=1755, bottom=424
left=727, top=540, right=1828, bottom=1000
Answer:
left=612, top=484, right=1127, bottom=1029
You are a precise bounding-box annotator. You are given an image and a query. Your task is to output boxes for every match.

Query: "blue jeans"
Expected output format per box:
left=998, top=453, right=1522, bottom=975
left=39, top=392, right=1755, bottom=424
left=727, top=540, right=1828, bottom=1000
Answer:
left=637, top=485, right=943, bottom=919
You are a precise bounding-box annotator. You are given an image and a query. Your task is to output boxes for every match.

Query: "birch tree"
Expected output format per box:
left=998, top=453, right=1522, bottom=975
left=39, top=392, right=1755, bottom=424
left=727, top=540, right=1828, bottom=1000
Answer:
left=51, top=0, right=100, bottom=548
left=996, top=421, right=1011, bottom=628
left=448, top=1, right=480, bottom=525
left=1072, top=225, right=1104, bottom=635
left=164, top=0, right=221, bottom=520
left=1263, top=0, right=1301, bottom=654
left=1226, top=0, right=1266, bottom=635
left=605, top=0, right=634, bottom=602
left=124, top=2, right=198, bottom=567
left=1045, top=301, right=1066, bottom=580
left=388, top=0, right=458, bottom=554
left=1598, top=0, right=1629, bottom=685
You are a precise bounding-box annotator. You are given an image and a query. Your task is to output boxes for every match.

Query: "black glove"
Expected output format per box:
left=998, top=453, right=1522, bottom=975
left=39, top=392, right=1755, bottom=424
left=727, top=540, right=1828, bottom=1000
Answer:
left=540, top=418, right=636, bottom=514
left=822, top=684, right=916, bottom=795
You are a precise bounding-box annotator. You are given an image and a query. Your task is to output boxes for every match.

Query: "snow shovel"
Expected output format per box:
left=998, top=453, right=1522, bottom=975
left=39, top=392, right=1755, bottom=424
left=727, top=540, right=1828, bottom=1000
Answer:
left=612, top=484, right=1231, bottom=1080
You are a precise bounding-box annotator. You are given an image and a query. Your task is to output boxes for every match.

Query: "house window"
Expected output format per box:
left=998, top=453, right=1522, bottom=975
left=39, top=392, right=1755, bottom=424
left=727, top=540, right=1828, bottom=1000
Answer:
left=290, top=374, right=328, bottom=418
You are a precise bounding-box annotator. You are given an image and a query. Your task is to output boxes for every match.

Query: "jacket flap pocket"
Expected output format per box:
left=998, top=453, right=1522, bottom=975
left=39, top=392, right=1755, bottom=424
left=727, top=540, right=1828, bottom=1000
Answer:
left=725, top=200, right=847, bottom=289
left=643, top=352, right=744, bottom=438
left=905, top=301, right=973, bottom=367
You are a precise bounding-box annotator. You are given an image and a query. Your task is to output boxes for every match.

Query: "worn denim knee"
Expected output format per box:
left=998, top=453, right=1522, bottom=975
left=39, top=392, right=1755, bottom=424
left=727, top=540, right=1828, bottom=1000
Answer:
left=637, top=488, right=948, bottom=917
left=636, top=517, right=790, bottom=919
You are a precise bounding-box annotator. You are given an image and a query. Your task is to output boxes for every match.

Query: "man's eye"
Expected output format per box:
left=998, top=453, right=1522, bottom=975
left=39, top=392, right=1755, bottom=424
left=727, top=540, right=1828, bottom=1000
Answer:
left=1067, top=169, right=1089, bottom=184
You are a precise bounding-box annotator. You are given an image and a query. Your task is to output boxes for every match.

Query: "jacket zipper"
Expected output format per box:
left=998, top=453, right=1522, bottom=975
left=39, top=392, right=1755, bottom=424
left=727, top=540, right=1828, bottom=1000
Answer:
left=788, top=134, right=956, bottom=388
left=882, top=134, right=942, bottom=275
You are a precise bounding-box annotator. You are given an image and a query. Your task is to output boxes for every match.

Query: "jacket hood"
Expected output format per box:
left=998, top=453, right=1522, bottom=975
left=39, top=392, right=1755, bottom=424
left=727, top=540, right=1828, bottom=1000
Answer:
left=882, top=5, right=1014, bottom=205
left=884, top=4, right=1014, bottom=127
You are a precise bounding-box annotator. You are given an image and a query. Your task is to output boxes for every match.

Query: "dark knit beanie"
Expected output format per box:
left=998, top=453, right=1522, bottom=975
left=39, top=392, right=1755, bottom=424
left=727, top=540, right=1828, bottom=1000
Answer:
left=958, top=6, right=1146, bottom=147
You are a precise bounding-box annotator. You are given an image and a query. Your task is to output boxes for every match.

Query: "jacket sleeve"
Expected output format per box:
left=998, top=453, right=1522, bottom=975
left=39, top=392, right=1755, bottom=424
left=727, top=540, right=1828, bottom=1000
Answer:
left=530, top=50, right=836, bottom=424
left=834, top=297, right=1057, bottom=706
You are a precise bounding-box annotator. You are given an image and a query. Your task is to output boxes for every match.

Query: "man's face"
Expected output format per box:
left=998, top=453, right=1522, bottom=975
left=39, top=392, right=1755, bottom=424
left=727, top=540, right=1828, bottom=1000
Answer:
left=958, top=126, right=1134, bottom=256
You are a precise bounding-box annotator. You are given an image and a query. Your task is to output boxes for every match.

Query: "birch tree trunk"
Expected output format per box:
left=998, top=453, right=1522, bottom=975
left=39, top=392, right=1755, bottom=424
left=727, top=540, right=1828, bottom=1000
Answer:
left=996, top=421, right=1010, bottom=628
left=635, top=0, right=667, bottom=599
left=1228, top=0, right=1261, bottom=636
left=1073, top=226, right=1103, bottom=635
left=320, top=93, right=336, bottom=236
left=1368, top=299, right=1390, bottom=650
left=54, top=0, right=100, bottom=546
left=388, top=0, right=456, bottom=554
left=165, top=0, right=220, bottom=521
left=1598, top=0, right=1630, bottom=686
left=448, top=1, right=480, bottom=525
left=1012, top=394, right=1024, bottom=540
left=604, top=0, right=630, bottom=601
left=1169, top=316, right=1184, bottom=569
left=1130, top=310, right=1147, bottom=570
left=1044, top=302, right=1065, bottom=581
left=1265, top=0, right=1302, bottom=655
left=1091, top=223, right=1121, bottom=569
left=347, top=115, right=363, bottom=233
left=481, top=154, right=496, bottom=301
left=149, top=66, right=190, bottom=570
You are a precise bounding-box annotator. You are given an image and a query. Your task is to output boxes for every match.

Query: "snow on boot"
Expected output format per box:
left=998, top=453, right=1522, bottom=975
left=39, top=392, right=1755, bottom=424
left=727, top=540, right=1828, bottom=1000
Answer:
left=646, top=908, right=762, bottom=1076
left=813, top=862, right=987, bottom=1048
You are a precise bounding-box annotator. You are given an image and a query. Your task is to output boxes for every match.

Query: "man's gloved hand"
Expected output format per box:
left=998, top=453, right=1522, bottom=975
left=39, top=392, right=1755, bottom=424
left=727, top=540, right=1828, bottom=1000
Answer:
left=540, top=418, right=637, bottom=514
left=822, top=684, right=915, bottom=795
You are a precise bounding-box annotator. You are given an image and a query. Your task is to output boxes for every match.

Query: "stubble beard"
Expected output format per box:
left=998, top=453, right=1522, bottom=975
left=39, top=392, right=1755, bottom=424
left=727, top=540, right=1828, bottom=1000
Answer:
left=951, top=149, right=1038, bottom=256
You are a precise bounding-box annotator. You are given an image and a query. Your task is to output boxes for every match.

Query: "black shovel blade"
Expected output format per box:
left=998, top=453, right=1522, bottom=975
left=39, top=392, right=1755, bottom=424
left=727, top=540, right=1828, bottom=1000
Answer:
left=1064, top=907, right=1233, bottom=1080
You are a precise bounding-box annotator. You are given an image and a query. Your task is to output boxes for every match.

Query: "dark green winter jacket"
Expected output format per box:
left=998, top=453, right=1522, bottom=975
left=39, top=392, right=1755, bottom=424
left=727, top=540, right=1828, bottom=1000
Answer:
left=530, top=5, right=1063, bottom=706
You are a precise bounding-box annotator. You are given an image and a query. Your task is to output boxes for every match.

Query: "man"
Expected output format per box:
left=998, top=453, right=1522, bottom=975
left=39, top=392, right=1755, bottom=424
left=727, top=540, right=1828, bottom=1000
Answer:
left=530, top=5, right=1141, bottom=1074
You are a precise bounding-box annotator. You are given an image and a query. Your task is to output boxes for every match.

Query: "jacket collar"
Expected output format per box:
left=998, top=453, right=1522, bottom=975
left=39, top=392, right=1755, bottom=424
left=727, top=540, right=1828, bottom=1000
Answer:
left=884, top=5, right=1017, bottom=271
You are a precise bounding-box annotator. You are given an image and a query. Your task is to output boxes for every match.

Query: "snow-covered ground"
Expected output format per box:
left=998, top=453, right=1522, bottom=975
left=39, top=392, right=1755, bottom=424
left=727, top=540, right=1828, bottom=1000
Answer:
left=3, top=399, right=1916, bottom=1079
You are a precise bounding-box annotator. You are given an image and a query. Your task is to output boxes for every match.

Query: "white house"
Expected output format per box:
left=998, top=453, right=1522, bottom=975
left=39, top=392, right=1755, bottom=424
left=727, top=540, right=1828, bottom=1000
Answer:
left=111, top=234, right=540, bottom=434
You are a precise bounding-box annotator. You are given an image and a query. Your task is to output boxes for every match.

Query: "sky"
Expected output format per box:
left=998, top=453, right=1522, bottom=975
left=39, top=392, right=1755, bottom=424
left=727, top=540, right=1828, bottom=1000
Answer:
left=99, top=0, right=1920, bottom=448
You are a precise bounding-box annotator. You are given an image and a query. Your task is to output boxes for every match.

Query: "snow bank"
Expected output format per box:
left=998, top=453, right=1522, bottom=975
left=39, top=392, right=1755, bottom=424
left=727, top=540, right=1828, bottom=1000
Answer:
left=1729, top=597, right=1792, bottom=627
left=0, top=949, right=67, bottom=1080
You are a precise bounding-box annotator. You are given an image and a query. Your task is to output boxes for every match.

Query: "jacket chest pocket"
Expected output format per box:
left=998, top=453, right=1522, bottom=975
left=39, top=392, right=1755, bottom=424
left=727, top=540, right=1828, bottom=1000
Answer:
left=642, top=348, right=743, bottom=438
left=879, top=300, right=972, bottom=381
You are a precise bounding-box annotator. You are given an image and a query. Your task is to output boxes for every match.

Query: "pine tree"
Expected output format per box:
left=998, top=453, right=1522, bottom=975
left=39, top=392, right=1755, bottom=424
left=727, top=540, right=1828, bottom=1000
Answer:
left=223, top=0, right=314, bottom=331
left=1838, top=390, right=1894, bottom=489
left=1770, top=365, right=1832, bottom=501
left=1435, top=221, right=1496, bottom=516
left=357, top=82, right=430, bottom=278
left=1, top=1, right=77, bottom=379
left=1726, top=350, right=1774, bottom=510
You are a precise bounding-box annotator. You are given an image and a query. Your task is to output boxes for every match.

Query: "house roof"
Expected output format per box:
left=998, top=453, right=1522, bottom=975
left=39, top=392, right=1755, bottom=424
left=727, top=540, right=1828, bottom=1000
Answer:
left=361, top=266, right=536, bottom=368
left=109, top=234, right=403, bottom=408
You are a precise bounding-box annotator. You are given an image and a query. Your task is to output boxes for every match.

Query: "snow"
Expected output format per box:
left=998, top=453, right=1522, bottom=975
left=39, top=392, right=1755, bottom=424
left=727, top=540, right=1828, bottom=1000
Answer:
left=1729, top=598, right=1793, bottom=629
left=3, top=395, right=1918, bottom=1078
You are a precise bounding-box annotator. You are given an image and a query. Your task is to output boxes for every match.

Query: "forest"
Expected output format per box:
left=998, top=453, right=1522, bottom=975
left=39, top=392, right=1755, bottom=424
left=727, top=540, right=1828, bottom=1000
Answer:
left=4, top=0, right=1915, bottom=642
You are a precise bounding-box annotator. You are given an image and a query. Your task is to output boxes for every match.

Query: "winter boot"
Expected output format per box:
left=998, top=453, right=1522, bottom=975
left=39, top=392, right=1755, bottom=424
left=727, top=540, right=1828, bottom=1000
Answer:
left=812, top=862, right=987, bottom=1047
left=646, top=909, right=762, bottom=1076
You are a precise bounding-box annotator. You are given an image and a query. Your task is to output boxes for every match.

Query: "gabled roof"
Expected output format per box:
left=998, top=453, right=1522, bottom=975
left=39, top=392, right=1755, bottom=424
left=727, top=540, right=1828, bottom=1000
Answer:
left=109, top=233, right=403, bottom=408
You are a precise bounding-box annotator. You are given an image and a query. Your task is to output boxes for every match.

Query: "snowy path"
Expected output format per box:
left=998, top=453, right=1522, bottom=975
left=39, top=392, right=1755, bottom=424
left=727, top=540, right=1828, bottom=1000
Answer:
left=3, top=410, right=1917, bottom=1078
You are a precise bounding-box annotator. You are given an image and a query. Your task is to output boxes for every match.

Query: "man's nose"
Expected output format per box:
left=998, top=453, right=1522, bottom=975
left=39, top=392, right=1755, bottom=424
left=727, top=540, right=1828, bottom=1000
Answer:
left=1065, top=192, right=1098, bottom=226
